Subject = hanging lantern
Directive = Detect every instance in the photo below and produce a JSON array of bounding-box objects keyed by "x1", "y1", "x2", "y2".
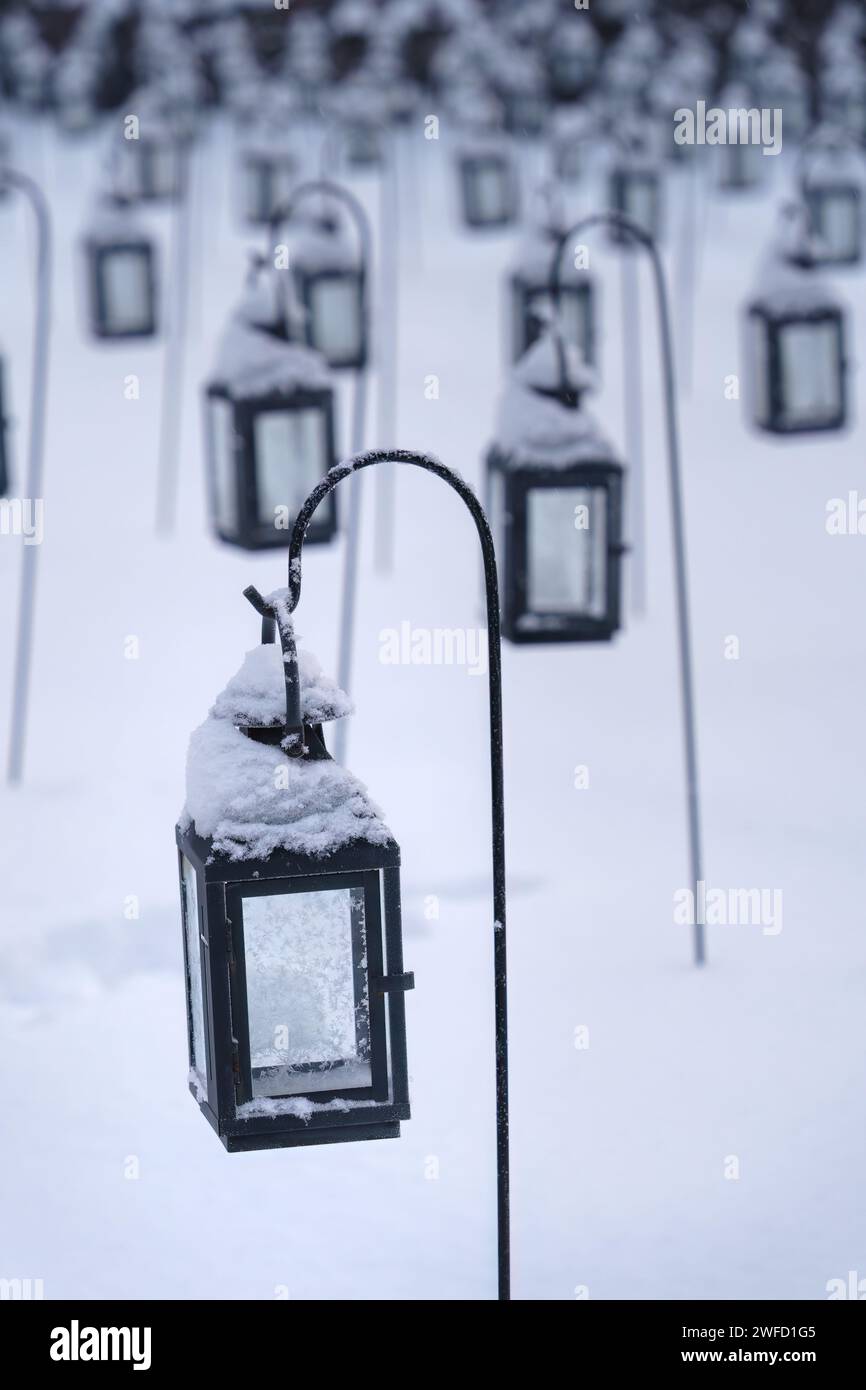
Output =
[
  {"x1": 289, "y1": 207, "x2": 367, "y2": 371},
  {"x1": 745, "y1": 231, "x2": 849, "y2": 435},
  {"x1": 508, "y1": 219, "x2": 596, "y2": 367},
  {"x1": 493, "y1": 46, "x2": 548, "y2": 139},
  {"x1": 0, "y1": 354, "x2": 9, "y2": 498},
  {"x1": 326, "y1": 81, "x2": 388, "y2": 169},
  {"x1": 716, "y1": 83, "x2": 765, "y2": 192},
  {"x1": 122, "y1": 120, "x2": 185, "y2": 204},
  {"x1": 608, "y1": 128, "x2": 664, "y2": 244},
  {"x1": 83, "y1": 197, "x2": 158, "y2": 341},
  {"x1": 177, "y1": 626, "x2": 412, "y2": 1152},
  {"x1": 457, "y1": 134, "x2": 519, "y2": 230},
  {"x1": 486, "y1": 330, "x2": 625, "y2": 644},
  {"x1": 800, "y1": 139, "x2": 864, "y2": 267},
  {"x1": 550, "y1": 106, "x2": 594, "y2": 185},
  {"x1": 203, "y1": 283, "x2": 338, "y2": 549},
  {"x1": 547, "y1": 20, "x2": 599, "y2": 102},
  {"x1": 241, "y1": 136, "x2": 299, "y2": 226}
]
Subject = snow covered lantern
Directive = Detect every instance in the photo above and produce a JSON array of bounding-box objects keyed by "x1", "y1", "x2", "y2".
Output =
[
  {"x1": 508, "y1": 213, "x2": 596, "y2": 367},
  {"x1": 83, "y1": 196, "x2": 158, "y2": 341},
  {"x1": 240, "y1": 131, "x2": 299, "y2": 227},
  {"x1": 745, "y1": 220, "x2": 849, "y2": 436},
  {"x1": 494, "y1": 47, "x2": 549, "y2": 140},
  {"x1": 289, "y1": 205, "x2": 367, "y2": 370},
  {"x1": 204, "y1": 284, "x2": 338, "y2": 549},
  {"x1": 801, "y1": 138, "x2": 864, "y2": 268},
  {"x1": 177, "y1": 623, "x2": 412, "y2": 1151},
  {"x1": 457, "y1": 131, "x2": 519, "y2": 230},
  {"x1": 486, "y1": 330, "x2": 625, "y2": 644},
  {"x1": 608, "y1": 125, "x2": 664, "y2": 245},
  {"x1": 122, "y1": 115, "x2": 185, "y2": 204}
]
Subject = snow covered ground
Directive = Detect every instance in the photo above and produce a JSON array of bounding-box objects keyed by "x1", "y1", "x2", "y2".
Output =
[{"x1": 1, "y1": 116, "x2": 864, "y2": 1301}]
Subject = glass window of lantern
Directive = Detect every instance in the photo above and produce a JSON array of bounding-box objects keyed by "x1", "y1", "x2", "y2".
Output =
[
  {"x1": 474, "y1": 162, "x2": 508, "y2": 222},
  {"x1": 621, "y1": 174, "x2": 658, "y2": 236},
  {"x1": 103, "y1": 249, "x2": 151, "y2": 333},
  {"x1": 816, "y1": 190, "x2": 859, "y2": 260},
  {"x1": 525, "y1": 288, "x2": 592, "y2": 364},
  {"x1": 308, "y1": 277, "x2": 362, "y2": 363},
  {"x1": 241, "y1": 883, "x2": 373, "y2": 1097},
  {"x1": 527, "y1": 485, "x2": 607, "y2": 618},
  {"x1": 749, "y1": 315, "x2": 771, "y2": 428},
  {"x1": 778, "y1": 320, "x2": 842, "y2": 428},
  {"x1": 182, "y1": 855, "x2": 206, "y2": 1083},
  {"x1": 253, "y1": 406, "x2": 328, "y2": 526},
  {"x1": 209, "y1": 396, "x2": 237, "y2": 532}
]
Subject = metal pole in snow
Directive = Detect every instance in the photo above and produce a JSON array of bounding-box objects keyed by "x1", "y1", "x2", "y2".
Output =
[
  {"x1": 5, "y1": 169, "x2": 52, "y2": 785},
  {"x1": 374, "y1": 128, "x2": 399, "y2": 574},
  {"x1": 155, "y1": 140, "x2": 193, "y2": 533},
  {"x1": 333, "y1": 368, "x2": 368, "y2": 767},
  {"x1": 620, "y1": 251, "x2": 646, "y2": 616},
  {"x1": 552, "y1": 211, "x2": 706, "y2": 967}
]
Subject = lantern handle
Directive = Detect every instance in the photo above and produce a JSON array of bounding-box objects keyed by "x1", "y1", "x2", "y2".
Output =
[
  {"x1": 242, "y1": 584, "x2": 305, "y2": 753},
  {"x1": 252, "y1": 447, "x2": 510, "y2": 1300},
  {"x1": 549, "y1": 210, "x2": 706, "y2": 969},
  {"x1": 266, "y1": 179, "x2": 372, "y2": 338}
]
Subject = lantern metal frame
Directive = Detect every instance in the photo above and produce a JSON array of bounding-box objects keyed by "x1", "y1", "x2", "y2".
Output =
[
  {"x1": 608, "y1": 165, "x2": 663, "y2": 244},
  {"x1": 242, "y1": 149, "x2": 299, "y2": 227},
  {"x1": 226, "y1": 446, "x2": 511, "y2": 1299},
  {"x1": 85, "y1": 236, "x2": 158, "y2": 340},
  {"x1": 128, "y1": 134, "x2": 186, "y2": 204},
  {"x1": 745, "y1": 300, "x2": 848, "y2": 435},
  {"x1": 177, "y1": 819, "x2": 411, "y2": 1152},
  {"x1": 509, "y1": 270, "x2": 595, "y2": 366},
  {"x1": 458, "y1": 148, "x2": 520, "y2": 230},
  {"x1": 488, "y1": 446, "x2": 625, "y2": 644},
  {"x1": 204, "y1": 380, "x2": 338, "y2": 549},
  {"x1": 549, "y1": 211, "x2": 706, "y2": 968},
  {"x1": 803, "y1": 182, "x2": 863, "y2": 266}
]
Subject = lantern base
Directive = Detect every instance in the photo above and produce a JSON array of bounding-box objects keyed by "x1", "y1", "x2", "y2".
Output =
[{"x1": 223, "y1": 1121, "x2": 401, "y2": 1152}]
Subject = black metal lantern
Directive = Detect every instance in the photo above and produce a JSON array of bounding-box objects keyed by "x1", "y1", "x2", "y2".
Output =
[
  {"x1": 124, "y1": 130, "x2": 185, "y2": 204},
  {"x1": 803, "y1": 182, "x2": 863, "y2": 266},
  {"x1": 84, "y1": 198, "x2": 158, "y2": 341},
  {"x1": 204, "y1": 292, "x2": 338, "y2": 549},
  {"x1": 487, "y1": 330, "x2": 625, "y2": 644},
  {"x1": 509, "y1": 227, "x2": 595, "y2": 367},
  {"x1": 457, "y1": 139, "x2": 519, "y2": 230},
  {"x1": 609, "y1": 163, "x2": 662, "y2": 244},
  {"x1": 287, "y1": 209, "x2": 368, "y2": 372},
  {"x1": 177, "y1": 625, "x2": 412, "y2": 1152},
  {"x1": 717, "y1": 138, "x2": 764, "y2": 193},
  {"x1": 745, "y1": 238, "x2": 849, "y2": 435},
  {"x1": 241, "y1": 144, "x2": 299, "y2": 226}
]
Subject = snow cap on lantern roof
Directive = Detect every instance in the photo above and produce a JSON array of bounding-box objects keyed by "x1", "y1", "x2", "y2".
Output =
[
  {"x1": 749, "y1": 207, "x2": 842, "y2": 315},
  {"x1": 83, "y1": 191, "x2": 146, "y2": 244},
  {"x1": 449, "y1": 81, "x2": 504, "y2": 132},
  {"x1": 182, "y1": 639, "x2": 392, "y2": 862},
  {"x1": 289, "y1": 200, "x2": 359, "y2": 273},
  {"x1": 495, "y1": 332, "x2": 614, "y2": 470},
  {"x1": 213, "y1": 637, "x2": 352, "y2": 728},
  {"x1": 511, "y1": 218, "x2": 589, "y2": 285},
  {"x1": 211, "y1": 315, "x2": 330, "y2": 399},
  {"x1": 803, "y1": 127, "x2": 866, "y2": 187}
]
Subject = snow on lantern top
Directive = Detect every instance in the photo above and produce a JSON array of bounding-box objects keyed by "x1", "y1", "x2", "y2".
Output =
[
  {"x1": 289, "y1": 202, "x2": 359, "y2": 273},
  {"x1": 495, "y1": 331, "x2": 614, "y2": 469},
  {"x1": 749, "y1": 206, "x2": 843, "y2": 316},
  {"x1": 210, "y1": 282, "x2": 330, "y2": 399},
  {"x1": 183, "y1": 639, "x2": 391, "y2": 862},
  {"x1": 83, "y1": 193, "x2": 146, "y2": 246}
]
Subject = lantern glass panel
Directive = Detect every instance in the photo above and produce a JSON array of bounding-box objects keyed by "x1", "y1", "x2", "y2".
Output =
[
  {"x1": 253, "y1": 406, "x2": 328, "y2": 526},
  {"x1": 103, "y1": 248, "x2": 151, "y2": 333},
  {"x1": 816, "y1": 191, "x2": 859, "y2": 260},
  {"x1": 778, "y1": 320, "x2": 841, "y2": 428},
  {"x1": 473, "y1": 162, "x2": 508, "y2": 222},
  {"x1": 750, "y1": 315, "x2": 770, "y2": 428},
  {"x1": 242, "y1": 884, "x2": 372, "y2": 1098},
  {"x1": 620, "y1": 173, "x2": 657, "y2": 236},
  {"x1": 309, "y1": 277, "x2": 362, "y2": 362},
  {"x1": 209, "y1": 396, "x2": 237, "y2": 532},
  {"x1": 527, "y1": 485, "x2": 607, "y2": 618},
  {"x1": 182, "y1": 855, "x2": 206, "y2": 1083},
  {"x1": 523, "y1": 287, "x2": 592, "y2": 363}
]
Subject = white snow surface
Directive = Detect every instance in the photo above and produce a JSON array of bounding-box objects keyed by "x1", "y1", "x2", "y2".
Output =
[{"x1": 211, "y1": 641, "x2": 353, "y2": 728}]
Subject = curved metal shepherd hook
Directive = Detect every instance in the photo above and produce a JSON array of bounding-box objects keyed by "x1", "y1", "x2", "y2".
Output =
[
  {"x1": 550, "y1": 211, "x2": 706, "y2": 968},
  {"x1": 244, "y1": 447, "x2": 511, "y2": 1301}
]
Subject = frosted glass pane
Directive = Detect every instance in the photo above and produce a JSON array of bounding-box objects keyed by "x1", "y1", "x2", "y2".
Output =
[
  {"x1": 182, "y1": 856, "x2": 206, "y2": 1083},
  {"x1": 528, "y1": 486, "x2": 607, "y2": 617},
  {"x1": 243, "y1": 887, "x2": 372, "y2": 1097},
  {"x1": 779, "y1": 322, "x2": 841, "y2": 426},
  {"x1": 209, "y1": 397, "x2": 236, "y2": 531},
  {"x1": 622, "y1": 177, "x2": 656, "y2": 234},
  {"x1": 309, "y1": 278, "x2": 362, "y2": 361},
  {"x1": 528, "y1": 288, "x2": 590, "y2": 362},
  {"x1": 253, "y1": 408, "x2": 326, "y2": 529},
  {"x1": 818, "y1": 194, "x2": 858, "y2": 259},
  {"x1": 472, "y1": 164, "x2": 507, "y2": 221},
  {"x1": 102, "y1": 250, "x2": 151, "y2": 332}
]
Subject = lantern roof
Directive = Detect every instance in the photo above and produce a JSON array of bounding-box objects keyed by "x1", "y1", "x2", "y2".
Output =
[
  {"x1": 183, "y1": 642, "x2": 392, "y2": 862},
  {"x1": 211, "y1": 317, "x2": 330, "y2": 398},
  {"x1": 511, "y1": 221, "x2": 588, "y2": 285},
  {"x1": 289, "y1": 203, "x2": 359, "y2": 273},
  {"x1": 751, "y1": 205, "x2": 843, "y2": 314},
  {"x1": 83, "y1": 193, "x2": 146, "y2": 245},
  {"x1": 495, "y1": 333, "x2": 615, "y2": 470}
]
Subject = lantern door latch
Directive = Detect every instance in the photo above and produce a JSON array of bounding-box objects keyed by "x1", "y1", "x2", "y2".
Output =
[{"x1": 374, "y1": 972, "x2": 415, "y2": 994}]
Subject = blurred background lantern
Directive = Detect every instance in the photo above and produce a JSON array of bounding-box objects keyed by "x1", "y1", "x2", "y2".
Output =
[
  {"x1": 239, "y1": 125, "x2": 300, "y2": 227},
  {"x1": 281, "y1": 199, "x2": 368, "y2": 372},
  {"x1": 800, "y1": 131, "x2": 865, "y2": 267},
  {"x1": 455, "y1": 93, "x2": 519, "y2": 231},
  {"x1": 546, "y1": 12, "x2": 599, "y2": 104},
  {"x1": 745, "y1": 207, "x2": 850, "y2": 436},
  {"x1": 487, "y1": 328, "x2": 624, "y2": 644},
  {"x1": 178, "y1": 620, "x2": 412, "y2": 1152},
  {"x1": 203, "y1": 269, "x2": 338, "y2": 549},
  {"x1": 550, "y1": 104, "x2": 594, "y2": 186},
  {"x1": 83, "y1": 193, "x2": 158, "y2": 341},
  {"x1": 716, "y1": 84, "x2": 766, "y2": 194},
  {"x1": 508, "y1": 190, "x2": 596, "y2": 367},
  {"x1": 118, "y1": 103, "x2": 186, "y2": 204},
  {"x1": 608, "y1": 121, "x2": 664, "y2": 244}
]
